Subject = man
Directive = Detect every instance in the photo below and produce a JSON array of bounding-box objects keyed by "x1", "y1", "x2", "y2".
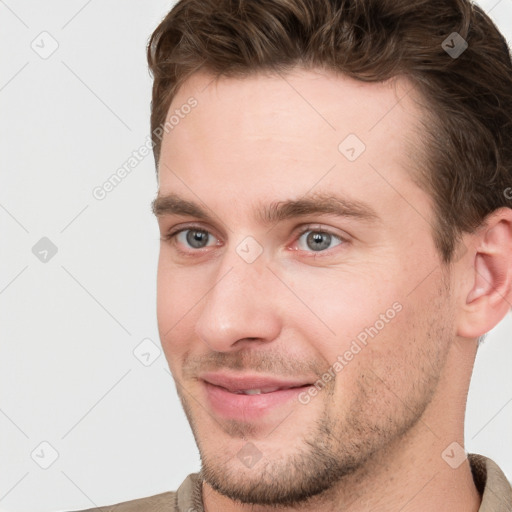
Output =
[{"x1": 73, "y1": 0, "x2": 512, "y2": 510}]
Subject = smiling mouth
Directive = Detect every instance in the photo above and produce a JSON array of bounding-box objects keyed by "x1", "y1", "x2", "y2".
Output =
[{"x1": 230, "y1": 385, "x2": 311, "y2": 395}]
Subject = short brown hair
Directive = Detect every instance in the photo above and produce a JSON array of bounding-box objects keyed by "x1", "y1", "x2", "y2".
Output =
[{"x1": 147, "y1": 0, "x2": 512, "y2": 263}]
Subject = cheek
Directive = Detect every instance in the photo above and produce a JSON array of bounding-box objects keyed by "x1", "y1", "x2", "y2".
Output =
[
  {"x1": 332, "y1": 273, "x2": 451, "y2": 405},
  {"x1": 284, "y1": 263, "x2": 402, "y2": 349},
  {"x1": 157, "y1": 249, "x2": 209, "y2": 312},
  {"x1": 298, "y1": 262, "x2": 442, "y2": 392},
  {"x1": 156, "y1": 256, "x2": 200, "y2": 362}
]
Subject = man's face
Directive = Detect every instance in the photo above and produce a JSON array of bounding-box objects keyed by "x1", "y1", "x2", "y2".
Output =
[{"x1": 154, "y1": 69, "x2": 456, "y2": 505}]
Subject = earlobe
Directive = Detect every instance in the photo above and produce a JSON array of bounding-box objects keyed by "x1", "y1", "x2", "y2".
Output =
[{"x1": 457, "y1": 210, "x2": 512, "y2": 339}]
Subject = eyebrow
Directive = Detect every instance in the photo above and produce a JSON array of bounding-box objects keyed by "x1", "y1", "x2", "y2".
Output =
[{"x1": 151, "y1": 192, "x2": 380, "y2": 226}]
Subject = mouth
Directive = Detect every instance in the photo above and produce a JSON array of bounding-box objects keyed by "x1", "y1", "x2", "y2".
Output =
[
  {"x1": 231, "y1": 386, "x2": 300, "y2": 395},
  {"x1": 200, "y1": 372, "x2": 314, "y2": 391},
  {"x1": 199, "y1": 372, "x2": 314, "y2": 421}
]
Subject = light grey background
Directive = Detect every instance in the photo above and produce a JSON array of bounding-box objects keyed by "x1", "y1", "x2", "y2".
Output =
[{"x1": 0, "y1": 1, "x2": 511, "y2": 511}]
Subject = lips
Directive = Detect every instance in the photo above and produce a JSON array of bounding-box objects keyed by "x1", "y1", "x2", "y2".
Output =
[
  {"x1": 199, "y1": 372, "x2": 314, "y2": 421},
  {"x1": 200, "y1": 372, "x2": 312, "y2": 393}
]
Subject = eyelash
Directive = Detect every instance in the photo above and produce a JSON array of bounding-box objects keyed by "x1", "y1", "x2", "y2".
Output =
[{"x1": 161, "y1": 224, "x2": 348, "y2": 257}]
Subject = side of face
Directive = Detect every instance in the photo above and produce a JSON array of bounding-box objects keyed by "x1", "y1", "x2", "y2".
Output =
[{"x1": 153, "y1": 68, "x2": 462, "y2": 505}]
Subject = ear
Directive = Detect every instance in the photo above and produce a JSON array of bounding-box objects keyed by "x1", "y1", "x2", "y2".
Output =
[{"x1": 457, "y1": 208, "x2": 512, "y2": 338}]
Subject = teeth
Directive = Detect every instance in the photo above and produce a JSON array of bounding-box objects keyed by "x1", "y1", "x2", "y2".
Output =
[{"x1": 236, "y1": 387, "x2": 282, "y2": 395}]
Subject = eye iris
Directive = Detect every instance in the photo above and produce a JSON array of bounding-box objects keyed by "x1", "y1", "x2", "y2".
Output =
[
  {"x1": 307, "y1": 232, "x2": 331, "y2": 251},
  {"x1": 186, "y1": 229, "x2": 209, "y2": 248}
]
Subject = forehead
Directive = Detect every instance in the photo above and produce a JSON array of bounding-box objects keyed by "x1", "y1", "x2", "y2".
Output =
[
  {"x1": 157, "y1": 68, "x2": 427, "y2": 225},
  {"x1": 165, "y1": 67, "x2": 421, "y2": 142}
]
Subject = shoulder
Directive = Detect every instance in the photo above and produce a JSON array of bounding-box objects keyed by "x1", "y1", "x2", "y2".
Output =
[
  {"x1": 468, "y1": 452, "x2": 512, "y2": 510},
  {"x1": 63, "y1": 473, "x2": 202, "y2": 512},
  {"x1": 66, "y1": 490, "x2": 176, "y2": 512}
]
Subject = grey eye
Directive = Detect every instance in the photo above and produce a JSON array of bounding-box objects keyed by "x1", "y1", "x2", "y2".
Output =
[
  {"x1": 182, "y1": 229, "x2": 211, "y2": 249},
  {"x1": 298, "y1": 231, "x2": 342, "y2": 252}
]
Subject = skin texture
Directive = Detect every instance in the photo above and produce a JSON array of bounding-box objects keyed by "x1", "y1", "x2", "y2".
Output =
[{"x1": 154, "y1": 68, "x2": 512, "y2": 511}]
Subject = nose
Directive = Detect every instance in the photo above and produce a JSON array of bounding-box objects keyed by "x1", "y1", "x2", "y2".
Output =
[{"x1": 194, "y1": 248, "x2": 282, "y2": 352}]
